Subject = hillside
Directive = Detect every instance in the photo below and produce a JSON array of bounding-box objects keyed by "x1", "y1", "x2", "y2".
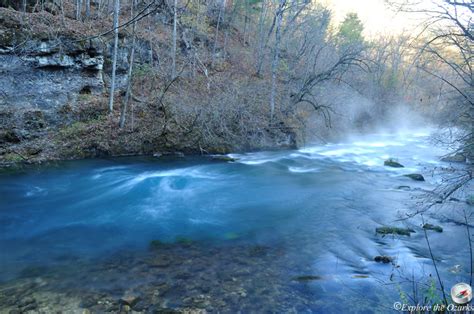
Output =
[{"x1": 0, "y1": 2, "x2": 298, "y2": 167}]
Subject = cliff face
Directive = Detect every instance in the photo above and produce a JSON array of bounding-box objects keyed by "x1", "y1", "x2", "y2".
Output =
[
  {"x1": 0, "y1": 7, "x2": 297, "y2": 167},
  {"x1": 1, "y1": 40, "x2": 104, "y2": 108},
  {"x1": 0, "y1": 11, "x2": 106, "y2": 162}
]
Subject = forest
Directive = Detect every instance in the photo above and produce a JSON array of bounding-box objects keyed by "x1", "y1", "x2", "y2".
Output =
[{"x1": 0, "y1": 0, "x2": 472, "y2": 312}]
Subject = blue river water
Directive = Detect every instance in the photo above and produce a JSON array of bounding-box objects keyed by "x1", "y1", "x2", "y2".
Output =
[{"x1": 0, "y1": 129, "x2": 472, "y2": 312}]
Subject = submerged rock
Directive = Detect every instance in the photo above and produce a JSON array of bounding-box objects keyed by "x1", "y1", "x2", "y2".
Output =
[
  {"x1": 422, "y1": 223, "x2": 443, "y2": 233},
  {"x1": 397, "y1": 185, "x2": 411, "y2": 191},
  {"x1": 211, "y1": 155, "x2": 238, "y2": 162},
  {"x1": 374, "y1": 256, "x2": 393, "y2": 264},
  {"x1": 376, "y1": 226, "x2": 415, "y2": 236},
  {"x1": 153, "y1": 151, "x2": 185, "y2": 158},
  {"x1": 403, "y1": 173, "x2": 425, "y2": 181},
  {"x1": 18, "y1": 265, "x2": 50, "y2": 278},
  {"x1": 224, "y1": 232, "x2": 240, "y2": 240},
  {"x1": 292, "y1": 275, "x2": 323, "y2": 282},
  {"x1": 149, "y1": 239, "x2": 168, "y2": 250},
  {"x1": 384, "y1": 158, "x2": 404, "y2": 168},
  {"x1": 248, "y1": 245, "x2": 268, "y2": 257},
  {"x1": 150, "y1": 239, "x2": 163, "y2": 247},
  {"x1": 149, "y1": 258, "x2": 172, "y2": 268},
  {"x1": 175, "y1": 236, "x2": 194, "y2": 245},
  {"x1": 18, "y1": 296, "x2": 37, "y2": 311}
]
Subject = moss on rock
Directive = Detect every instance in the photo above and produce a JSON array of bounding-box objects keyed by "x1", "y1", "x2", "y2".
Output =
[
  {"x1": 422, "y1": 223, "x2": 443, "y2": 233},
  {"x1": 384, "y1": 158, "x2": 404, "y2": 168},
  {"x1": 211, "y1": 155, "x2": 238, "y2": 162},
  {"x1": 292, "y1": 275, "x2": 323, "y2": 282},
  {"x1": 376, "y1": 226, "x2": 415, "y2": 236}
]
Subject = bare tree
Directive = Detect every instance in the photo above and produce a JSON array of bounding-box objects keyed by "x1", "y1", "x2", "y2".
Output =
[
  {"x1": 269, "y1": 0, "x2": 286, "y2": 123},
  {"x1": 255, "y1": 0, "x2": 268, "y2": 77},
  {"x1": 85, "y1": 0, "x2": 90, "y2": 19},
  {"x1": 109, "y1": 0, "x2": 120, "y2": 113},
  {"x1": 211, "y1": 0, "x2": 227, "y2": 67},
  {"x1": 76, "y1": 0, "x2": 82, "y2": 20},
  {"x1": 390, "y1": 0, "x2": 473, "y2": 160},
  {"x1": 120, "y1": 0, "x2": 137, "y2": 128}
]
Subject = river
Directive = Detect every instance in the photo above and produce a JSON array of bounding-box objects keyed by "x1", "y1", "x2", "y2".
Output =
[{"x1": 0, "y1": 129, "x2": 472, "y2": 312}]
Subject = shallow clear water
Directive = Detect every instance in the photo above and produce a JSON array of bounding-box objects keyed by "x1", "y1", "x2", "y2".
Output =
[{"x1": 0, "y1": 129, "x2": 472, "y2": 312}]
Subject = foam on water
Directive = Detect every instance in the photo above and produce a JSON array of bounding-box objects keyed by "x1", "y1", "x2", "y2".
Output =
[
  {"x1": 25, "y1": 186, "x2": 47, "y2": 197},
  {"x1": 288, "y1": 166, "x2": 320, "y2": 173}
]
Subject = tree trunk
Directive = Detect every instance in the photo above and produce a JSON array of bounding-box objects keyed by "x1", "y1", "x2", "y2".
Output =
[
  {"x1": 108, "y1": 0, "x2": 120, "y2": 113},
  {"x1": 97, "y1": 0, "x2": 102, "y2": 17},
  {"x1": 255, "y1": 0, "x2": 267, "y2": 76},
  {"x1": 120, "y1": 0, "x2": 137, "y2": 128},
  {"x1": 85, "y1": 0, "x2": 90, "y2": 18},
  {"x1": 59, "y1": 0, "x2": 65, "y2": 25},
  {"x1": 76, "y1": 0, "x2": 82, "y2": 20},
  {"x1": 270, "y1": 0, "x2": 285, "y2": 123},
  {"x1": 211, "y1": 0, "x2": 226, "y2": 67}
]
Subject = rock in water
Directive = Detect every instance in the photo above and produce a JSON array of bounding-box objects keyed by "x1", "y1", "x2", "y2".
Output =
[
  {"x1": 211, "y1": 155, "x2": 237, "y2": 162},
  {"x1": 422, "y1": 223, "x2": 443, "y2": 232},
  {"x1": 376, "y1": 226, "x2": 415, "y2": 236},
  {"x1": 397, "y1": 185, "x2": 411, "y2": 191},
  {"x1": 292, "y1": 275, "x2": 323, "y2": 282},
  {"x1": 384, "y1": 158, "x2": 404, "y2": 168},
  {"x1": 374, "y1": 256, "x2": 393, "y2": 264},
  {"x1": 149, "y1": 239, "x2": 167, "y2": 250},
  {"x1": 404, "y1": 173, "x2": 425, "y2": 181}
]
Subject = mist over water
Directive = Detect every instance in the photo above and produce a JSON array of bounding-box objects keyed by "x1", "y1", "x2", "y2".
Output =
[{"x1": 0, "y1": 128, "x2": 471, "y2": 312}]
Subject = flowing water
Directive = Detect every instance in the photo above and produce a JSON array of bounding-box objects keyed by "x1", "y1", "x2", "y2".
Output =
[{"x1": 0, "y1": 129, "x2": 472, "y2": 313}]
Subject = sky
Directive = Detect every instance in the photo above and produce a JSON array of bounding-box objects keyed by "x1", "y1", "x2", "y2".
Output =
[{"x1": 324, "y1": 0, "x2": 423, "y2": 37}]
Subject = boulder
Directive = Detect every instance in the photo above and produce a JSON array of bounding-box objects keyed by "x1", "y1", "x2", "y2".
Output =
[
  {"x1": 211, "y1": 155, "x2": 237, "y2": 162},
  {"x1": 397, "y1": 185, "x2": 411, "y2": 191},
  {"x1": 376, "y1": 226, "x2": 415, "y2": 236},
  {"x1": 374, "y1": 255, "x2": 393, "y2": 264},
  {"x1": 292, "y1": 275, "x2": 323, "y2": 282},
  {"x1": 404, "y1": 173, "x2": 425, "y2": 181},
  {"x1": 422, "y1": 223, "x2": 443, "y2": 233},
  {"x1": 384, "y1": 158, "x2": 404, "y2": 168}
]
